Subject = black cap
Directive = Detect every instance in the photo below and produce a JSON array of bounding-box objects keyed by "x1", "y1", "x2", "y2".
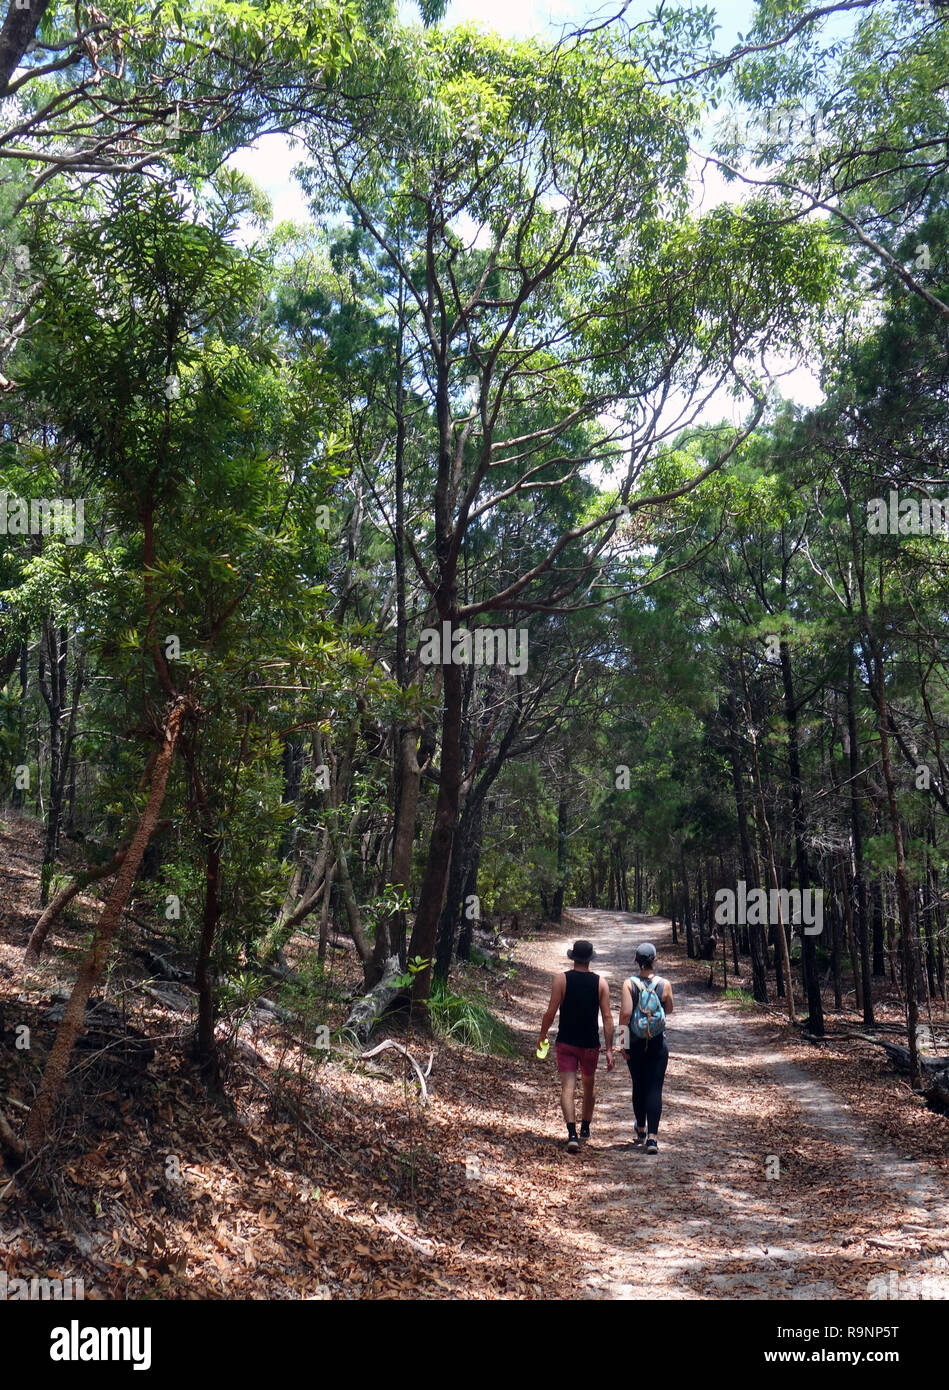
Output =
[
  {"x1": 567, "y1": 940, "x2": 594, "y2": 962},
  {"x1": 635, "y1": 941, "x2": 657, "y2": 964}
]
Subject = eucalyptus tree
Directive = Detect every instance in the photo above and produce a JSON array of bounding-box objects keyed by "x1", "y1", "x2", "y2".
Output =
[
  {"x1": 297, "y1": 18, "x2": 835, "y2": 1015},
  {"x1": 0, "y1": 0, "x2": 379, "y2": 393},
  {"x1": 710, "y1": 0, "x2": 949, "y2": 319}
]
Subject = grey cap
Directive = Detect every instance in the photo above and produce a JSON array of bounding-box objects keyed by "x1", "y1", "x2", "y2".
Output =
[{"x1": 635, "y1": 941, "x2": 657, "y2": 964}]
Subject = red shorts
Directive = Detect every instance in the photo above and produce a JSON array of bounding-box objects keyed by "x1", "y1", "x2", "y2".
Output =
[{"x1": 555, "y1": 1042, "x2": 600, "y2": 1077}]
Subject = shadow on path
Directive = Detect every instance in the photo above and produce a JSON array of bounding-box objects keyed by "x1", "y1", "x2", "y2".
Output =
[{"x1": 524, "y1": 908, "x2": 949, "y2": 1301}]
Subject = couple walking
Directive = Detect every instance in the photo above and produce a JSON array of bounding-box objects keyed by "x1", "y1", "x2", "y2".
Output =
[{"x1": 536, "y1": 938, "x2": 674, "y2": 1155}]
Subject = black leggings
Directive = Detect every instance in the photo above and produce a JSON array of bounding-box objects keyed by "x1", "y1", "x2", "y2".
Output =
[{"x1": 627, "y1": 1035, "x2": 669, "y2": 1136}]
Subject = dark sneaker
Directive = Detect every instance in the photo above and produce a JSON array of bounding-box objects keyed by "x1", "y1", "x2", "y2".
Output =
[
  {"x1": 566, "y1": 1135, "x2": 580, "y2": 1154},
  {"x1": 645, "y1": 1137, "x2": 658, "y2": 1155},
  {"x1": 579, "y1": 1122, "x2": 591, "y2": 1141},
  {"x1": 633, "y1": 1128, "x2": 646, "y2": 1147}
]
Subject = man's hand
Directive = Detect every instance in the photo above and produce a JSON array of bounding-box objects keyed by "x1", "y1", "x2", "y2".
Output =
[
  {"x1": 536, "y1": 1034, "x2": 547, "y2": 1053},
  {"x1": 605, "y1": 1047, "x2": 615, "y2": 1072}
]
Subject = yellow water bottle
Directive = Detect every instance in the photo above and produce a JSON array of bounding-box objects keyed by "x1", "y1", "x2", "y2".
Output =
[{"x1": 536, "y1": 1038, "x2": 549, "y2": 1060}]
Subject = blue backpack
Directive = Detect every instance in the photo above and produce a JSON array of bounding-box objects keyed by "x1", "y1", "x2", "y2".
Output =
[{"x1": 629, "y1": 974, "x2": 665, "y2": 1040}]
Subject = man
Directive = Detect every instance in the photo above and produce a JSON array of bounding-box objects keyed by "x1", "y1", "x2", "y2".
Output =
[
  {"x1": 618, "y1": 941, "x2": 673, "y2": 1155},
  {"x1": 537, "y1": 939, "x2": 614, "y2": 1153}
]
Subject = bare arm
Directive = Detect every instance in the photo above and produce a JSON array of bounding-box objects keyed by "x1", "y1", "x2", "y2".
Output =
[
  {"x1": 599, "y1": 976, "x2": 615, "y2": 1068},
  {"x1": 618, "y1": 978, "x2": 633, "y2": 1056},
  {"x1": 538, "y1": 973, "x2": 565, "y2": 1047},
  {"x1": 661, "y1": 979, "x2": 674, "y2": 1015}
]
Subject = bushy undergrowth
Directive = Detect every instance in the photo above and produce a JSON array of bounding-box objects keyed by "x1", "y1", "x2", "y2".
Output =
[{"x1": 429, "y1": 979, "x2": 518, "y2": 1056}]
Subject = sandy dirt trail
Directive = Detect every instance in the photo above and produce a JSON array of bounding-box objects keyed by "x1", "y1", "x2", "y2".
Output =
[{"x1": 524, "y1": 908, "x2": 949, "y2": 1300}]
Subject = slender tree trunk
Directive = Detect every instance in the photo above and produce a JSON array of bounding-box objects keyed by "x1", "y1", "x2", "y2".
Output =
[
  {"x1": 871, "y1": 879, "x2": 885, "y2": 977},
  {"x1": 382, "y1": 725, "x2": 421, "y2": 976},
  {"x1": 551, "y1": 791, "x2": 568, "y2": 922},
  {"x1": 846, "y1": 648, "x2": 874, "y2": 1023},
  {"x1": 11, "y1": 641, "x2": 28, "y2": 810},
  {"x1": 195, "y1": 838, "x2": 221, "y2": 1083},
  {"x1": 726, "y1": 688, "x2": 768, "y2": 1001},
  {"x1": 830, "y1": 878, "x2": 843, "y2": 1011},
  {"x1": 38, "y1": 624, "x2": 66, "y2": 905},
  {"x1": 406, "y1": 647, "x2": 463, "y2": 1015},
  {"x1": 838, "y1": 855, "x2": 863, "y2": 1015},
  {"x1": 740, "y1": 654, "x2": 795, "y2": 1020},
  {"x1": 865, "y1": 639, "x2": 921, "y2": 1085},
  {"x1": 24, "y1": 698, "x2": 190, "y2": 1151},
  {"x1": 434, "y1": 803, "x2": 475, "y2": 982},
  {"x1": 24, "y1": 847, "x2": 128, "y2": 967},
  {"x1": 24, "y1": 757, "x2": 168, "y2": 966},
  {"x1": 681, "y1": 854, "x2": 694, "y2": 958},
  {"x1": 779, "y1": 638, "x2": 824, "y2": 1034},
  {"x1": 318, "y1": 861, "x2": 335, "y2": 965},
  {"x1": 456, "y1": 807, "x2": 484, "y2": 963}
]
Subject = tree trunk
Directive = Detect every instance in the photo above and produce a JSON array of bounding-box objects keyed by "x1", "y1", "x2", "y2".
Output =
[
  {"x1": 318, "y1": 861, "x2": 335, "y2": 964},
  {"x1": 779, "y1": 638, "x2": 824, "y2": 1035},
  {"x1": 681, "y1": 853, "x2": 694, "y2": 958},
  {"x1": 23, "y1": 697, "x2": 190, "y2": 1152},
  {"x1": 830, "y1": 874, "x2": 843, "y2": 1011},
  {"x1": 195, "y1": 837, "x2": 222, "y2": 1084},
  {"x1": 726, "y1": 689, "x2": 768, "y2": 1002},
  {"x1": 407, "y1": 654, "x2": 463, "y2": 1016},
  {"x1": 343, "y1": 955, "x2": 405, "y2": 1045},
  {"x1": 11, "y1": 642, "x2": 28, "y2": 810},
  {"x1": 24, "y1": 848, "x2": 128, "y2": 967},
  {"x1": 551, "y1": 791, "x2": 568, "y2": 923},
  {"x1": 865, "y1": 639, "x2": 921, "y2": 1086},
  {"x1": 456, "y1": 803, "x2": 484, "y2": 964},
  {"x1": 38, "y1": 623, "x2": 66, "y2": 905},
  {"x1": 377, "y1": 724, "x2": 421, "y2": 982},
  {"x1": 328, "y1": 817, "x2": 373, "y2": 970},
  {"x1": 847, "y1": 647, "x2": 874, "y2": 1023},
  {"x1": 838, "y1": 855, "x2": 863, "y2": 1015},
  {"x1": 434, "y1": 801, "x2": 476, "y2": 982},
  {"x1": 740, "y1": 654, "x2": 795, "y2": 1020}
]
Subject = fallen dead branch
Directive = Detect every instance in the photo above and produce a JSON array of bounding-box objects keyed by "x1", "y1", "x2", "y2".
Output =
[
  {"x1": 841, "y1": 1032, "x2": 949, "y2": 1073},
  {"x1": 373, "y1": 1214, "x2": 435, "y2": 1258},
  {"x1": 359, "y1": 1040, "x2": 433, "y2": 1104}
]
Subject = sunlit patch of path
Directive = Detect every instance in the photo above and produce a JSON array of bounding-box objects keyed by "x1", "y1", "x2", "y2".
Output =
[{"x1": 527, "y1": 908, "x2": 949, "y2": 1301}]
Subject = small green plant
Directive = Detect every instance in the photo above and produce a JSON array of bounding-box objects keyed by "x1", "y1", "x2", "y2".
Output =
[
  {"x1": 392, "y1": 955, "x2": 431, "y2": 991},
  {"x1": 219, "y1": 968, "x2": 268, "y2": 1024},
  {"x1": 47, "y1": 870, "x2": 72, "y2": 897}
]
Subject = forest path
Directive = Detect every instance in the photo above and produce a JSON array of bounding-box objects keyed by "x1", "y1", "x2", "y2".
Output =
[{"x1": 519, "y1": 908, "x2": 949, "y2": 1300}]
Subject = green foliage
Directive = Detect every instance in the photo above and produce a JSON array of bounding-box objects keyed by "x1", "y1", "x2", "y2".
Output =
[
  {"x1": 429, "y1": 980, "x2": 517, "y2": 1056},
  {"x1": 391, "y1": 955, "x2": 431, "y2": 991}
]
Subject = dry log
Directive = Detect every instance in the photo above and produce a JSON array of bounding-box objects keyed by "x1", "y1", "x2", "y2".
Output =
[
  {"x1": 343, "y1": 955, "x2": 407, "y2": 1044},
  {"x1": 846, "y1": 1032, "x2": 949, "y2": 1074}
]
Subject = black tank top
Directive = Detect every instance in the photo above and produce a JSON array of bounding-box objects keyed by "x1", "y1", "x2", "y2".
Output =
[{"x1": 556, "y1": 969, "x2": 600, "y2": 1048}]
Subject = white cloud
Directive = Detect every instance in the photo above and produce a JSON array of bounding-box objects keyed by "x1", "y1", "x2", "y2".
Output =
[{"x1": 227, "y1": 134, "x2": 311, "y2": 227}]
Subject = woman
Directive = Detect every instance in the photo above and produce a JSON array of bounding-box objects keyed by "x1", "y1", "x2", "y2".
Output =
[{"x1": 618, "y1": 941, "x2": 673, "y2": 1155}]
